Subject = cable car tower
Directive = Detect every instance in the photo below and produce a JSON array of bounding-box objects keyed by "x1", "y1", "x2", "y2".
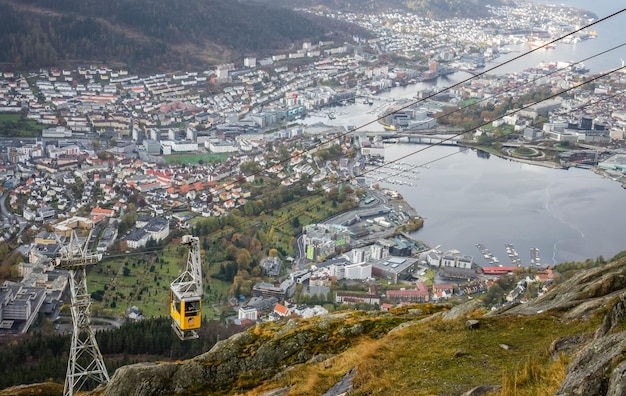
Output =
[
  {"x1": 170, "y1": 235, "x2": 203, "y2": 340},
  {"x1": 56, "y1": 230, "x2": 109, "y2": 396}
]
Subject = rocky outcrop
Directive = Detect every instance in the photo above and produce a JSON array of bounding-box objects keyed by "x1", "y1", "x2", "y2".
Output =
[
  {"x1": 461, "y1": 385, "x2": 502, "y2": 396},
  {"x1": 322, "y1": 368, "x2": 356, "y2": 396},
  {"x1": 389, "y1": 298, "x2": 484, "y2": 334},
  {"x1": 495, "y1": 257, "x2": 626, "y2": 320},
  {"x1": 607, "y1": 361, "x2": 626, "y2": 396},
  {"x1": 555, "y1": 331, "x2": 626, "y2": 395},
  {"x1": 101, "y1": 312, "x2": 410, "y2": 395},
  {"x1": 488, "y1": 258, "x2": 626, "y2": 396},
  {"x1": 555, "y1": 296, "x2": 626, "y2": 396}
]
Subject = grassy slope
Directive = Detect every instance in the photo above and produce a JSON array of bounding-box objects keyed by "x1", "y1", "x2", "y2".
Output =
[
  {"x1": 86, "y1": 190, "x2": 344, "y2": 318},
  {"x1": 88, "y1": 244, "x2": 232, "y2": 319},
  {"x1": 265, "y1": 0, "x2": 508, "y2": 17},
  {"x1": 0, "y1": 113, "x2": 46, "y2": 137},
  {"x1": 244, "y1": 309, "x2": 601, "y2": 396}
]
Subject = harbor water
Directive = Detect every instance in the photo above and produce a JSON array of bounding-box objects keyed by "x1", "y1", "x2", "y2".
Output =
[
  {"x1": 300, "y1": 0, "x2": 626, "y2": 265},
  {"x1": 486, "y1": 0, "x2": 626, "y2": 76},
  {"x1": 379, "y1": 143, "x2": 626, "y2": 266}
]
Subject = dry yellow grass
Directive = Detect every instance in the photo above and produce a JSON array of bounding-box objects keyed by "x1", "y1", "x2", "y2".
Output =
[
  {"x1": 500, "y1": 353, "x2": 570, "y2": 396},
  {"x1": 241, "y1": 338, "x2": 386, "y2": 396},
  {"x1": 353, "y1": 314, "x2": 596, "y2": 396},
  {"x1": 245, "y1": 312, "x2": 599, "y2": 396}
]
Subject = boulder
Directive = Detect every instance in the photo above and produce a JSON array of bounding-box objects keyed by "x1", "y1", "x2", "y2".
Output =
[{"x1": 465, "y1": 319, "x2": 480, "y2": 330}]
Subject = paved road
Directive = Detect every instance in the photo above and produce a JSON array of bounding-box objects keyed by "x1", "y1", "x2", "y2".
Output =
[
  {"x1": 55, "y1": 315, "x2": 124, "y2": 334},
  {"x1": 0, "y1": 190, "x2": 26, "y2": 236}
]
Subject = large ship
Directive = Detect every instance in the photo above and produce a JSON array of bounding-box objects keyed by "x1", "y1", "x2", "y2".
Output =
[
  {"x1": 529, "y1": 34, "x2": 556, "y2": 50},
  {"x1": 529, "y1": 39, "x2": 556, "y2": 50}
]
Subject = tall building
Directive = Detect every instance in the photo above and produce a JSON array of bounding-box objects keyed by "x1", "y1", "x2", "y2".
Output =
[{"x1": 244, "y1": 57, "x2": 256, "y2": 68}]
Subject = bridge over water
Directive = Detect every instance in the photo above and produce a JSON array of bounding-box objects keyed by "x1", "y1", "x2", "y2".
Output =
[
  {"x1": 353, "y1": 130, "x2": 461, "y2": 146},
  {"x1": 397, "y1": 135, "x2": 459, "y2": 145}
]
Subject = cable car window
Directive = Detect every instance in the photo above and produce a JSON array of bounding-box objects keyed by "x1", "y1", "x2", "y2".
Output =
[{"x1": 185, "y1": 301, "x2": 199, "y2": 315}]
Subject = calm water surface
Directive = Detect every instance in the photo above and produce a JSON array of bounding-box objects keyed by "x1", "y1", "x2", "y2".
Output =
[
  {"x1": 488, "y1": 1, "x2": 626, "y2": 75},
  {"x1": 379, "y1": 144, "x2": 626, "y2": 266}
]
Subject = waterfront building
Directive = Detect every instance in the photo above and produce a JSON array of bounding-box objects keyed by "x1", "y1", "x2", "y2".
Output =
[
  {"x1": 42, "y1": 126, "x2": 72, "y2": 138},
  {"x1": 441, "y1": 253, "x2": 473, "y2": 269},
  {"x1": 371, "y1": 256, "x2": 418, "y2": 284},
  {"x1": 523, "y1": 127, "x2": 543, "y2": 140},
  {"x1": 335, "y1": 291, "x2": 380, "y2": 306},
  {"x1": 252, "y1": 278, "x2": 296, "y2": 300},
  {"x1": 238, "y1": 306, "x2": 258, "y2": 321},
  {"x1": 560, "y1": 150, "x2": 598, "y2": 166},
  {"x1": 598, "y1": 154, "x2": 626, "y2": 172},
  {"x1": 302, "y1": 224, "x2": 351, "y2": 261}
]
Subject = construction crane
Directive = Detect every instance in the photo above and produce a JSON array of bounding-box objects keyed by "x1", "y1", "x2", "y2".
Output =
[
  {"x1": 170, "y1": 235, "x2": 203, "y2": 340},
  {"x1": 55, "y1": 229, "x2": 109, "y2": 396}
]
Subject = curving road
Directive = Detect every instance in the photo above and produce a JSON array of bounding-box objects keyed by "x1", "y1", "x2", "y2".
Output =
[{"x1": 0, "y1": 190, "x2": 26, "y2": 236}]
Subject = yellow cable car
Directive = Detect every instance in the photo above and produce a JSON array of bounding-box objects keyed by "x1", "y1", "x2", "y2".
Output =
[
  {"x1": 170, "y1": 293, "x2": 202, "y2": 335},
  {"x1": 170, "y1": 235, "x2": 203, "y2": 340}
]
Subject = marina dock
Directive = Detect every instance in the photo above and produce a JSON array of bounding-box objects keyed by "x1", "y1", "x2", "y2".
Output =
[
  {"x1": 364, "y1": 161, "x2": 423, "y2": 187},
  {"x1": 505, "y1": 244, "x2": 522, "y2": 266},
  {"x1": 530, "y1": 248, "x2": 543, "y2": 267},
  {"x1": 476, "y1": 243, "x2": 501, "y2": 266}
]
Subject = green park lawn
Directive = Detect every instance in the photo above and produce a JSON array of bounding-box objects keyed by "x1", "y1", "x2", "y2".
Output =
[
  {"x1": 87, "y1": 243, "x2": 231, "y2": 319},
  {"x1": 0, "y1": 113, "x2": 46, "y2": 136},
  {"x1": 163, "y1": 152, "x2": 230, "y2": 165}
]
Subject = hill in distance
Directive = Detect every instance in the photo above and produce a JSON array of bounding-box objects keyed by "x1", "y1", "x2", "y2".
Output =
[
  {"x1": 0, "y1": 0, "x2": 516, "y2": 73},
  {"x1": 264, "y1": 0, "x2": 517, "y2": 18},
  {"x1": 0, "y1": 0, "x2": 369, "y2": 73}
]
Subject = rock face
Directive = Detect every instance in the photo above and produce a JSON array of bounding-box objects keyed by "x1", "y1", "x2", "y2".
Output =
[
  {"x1": 555, "y1": 296, "x2": 626, "y2": 396},
  {"x1": 495, "y1": 258, "x2": 626, "y2": 396},
  {"x1": 465, "y1": 319, "x2": 480, "y2": 330},
  {"x1": 104, "y1": 329, "x2": 285, "y2": 396},
  {"x1": 556, "y1": 332, "x2": 626, "y2": 396},
  {"x1": 497, "y1": 258, "x2": 626, "y2": 320},
  {"x1": 102, "y1": 312, "x2": 399, "y2": 395}
]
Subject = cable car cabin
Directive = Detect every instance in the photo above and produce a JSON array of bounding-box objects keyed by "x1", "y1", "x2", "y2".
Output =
[
  {"x1": 170, "y1": 291, "x2": 201, "y2": 340},
  {"x1": 170, "y1": 235, "x2": 203, "y2": 341}
]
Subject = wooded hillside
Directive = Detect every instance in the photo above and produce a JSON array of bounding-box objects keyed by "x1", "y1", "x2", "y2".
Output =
[{"x1": 0, "y1": 0, "x2": 368, "y2": 72}]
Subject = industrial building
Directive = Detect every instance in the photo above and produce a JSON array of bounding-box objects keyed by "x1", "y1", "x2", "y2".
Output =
[
  {"x1": 0, "y1": 282, "x2": 47, "y2": 334},
  {"x1": 371, "y1": 256, "x2": 419, "y2": 284}
]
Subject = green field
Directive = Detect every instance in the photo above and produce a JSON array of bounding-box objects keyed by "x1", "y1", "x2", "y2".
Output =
[
  {"x1": 459, "y1": 98, "x2": 480, "y2": 107},
  {"x1": 87, "y1": 243, "x2": 231, "y2": 319},
  {"x1": 0, "y1": 113, "x2": 46, "y2": 137},
  {"x1": 269, "y1": 195, "x2": 337, "y2": 253},
  {"x1": 164, "y1": 153, "x2": 230, "y2": 165}
]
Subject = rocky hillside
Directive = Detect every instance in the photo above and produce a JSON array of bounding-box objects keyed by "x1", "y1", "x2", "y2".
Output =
[{"x1": 36, "y1": 255, "x2": 620, "y2": 396}]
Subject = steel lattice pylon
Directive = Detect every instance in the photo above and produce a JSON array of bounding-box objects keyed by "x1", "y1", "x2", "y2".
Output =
[{"x1": 56, "y1": 231, "x2": 109, "y2": 396}]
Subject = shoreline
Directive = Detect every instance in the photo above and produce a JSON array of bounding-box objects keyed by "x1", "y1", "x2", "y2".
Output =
[{"x1": 458, "y1": 143, "x2": 566, "y2": 169}]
